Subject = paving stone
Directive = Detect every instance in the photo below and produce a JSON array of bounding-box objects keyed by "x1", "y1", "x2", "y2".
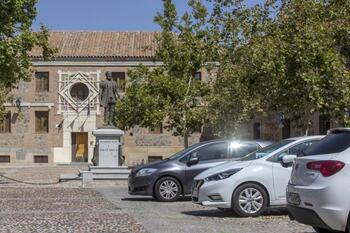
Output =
[{"x1": 0, "y1": 167, "x2": 147, "y2": 233}]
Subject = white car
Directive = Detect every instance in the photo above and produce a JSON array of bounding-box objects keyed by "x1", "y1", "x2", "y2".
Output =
[
  {"x1": 192, "y1": 136, "x2": 324, "y2": 217},
  {"x1": 287, "y1": 128, "x2": 350, "y2": 233}
]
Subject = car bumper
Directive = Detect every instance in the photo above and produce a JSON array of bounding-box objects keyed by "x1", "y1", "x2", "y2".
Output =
[
  {"x1": 191, "y1": 179, "x2": 232, "y2": 208},
  {"x1": 287, "y1": 184, "x2": 348, "y2": 232},
  {"x1": 128, "y1": 174, "x2": 154, "y2": 196},
  {"x1": 287, "y1": 205, "x2": 333, "y2": 231}
]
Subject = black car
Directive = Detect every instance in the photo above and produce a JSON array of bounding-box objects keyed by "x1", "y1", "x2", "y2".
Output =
[{"x1": 128, "y1": 139, "x2": 271, "y2": 202}]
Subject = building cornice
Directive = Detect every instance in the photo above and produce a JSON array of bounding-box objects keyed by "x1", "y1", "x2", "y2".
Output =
[
  {"x1": 4, "y1": 102, "x2": 54, "y2": 109},
  {"x1": 32, "y1": 61, "x2": 164, "y2": 67}
]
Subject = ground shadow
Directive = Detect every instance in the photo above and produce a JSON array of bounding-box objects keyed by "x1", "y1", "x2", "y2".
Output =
[
  {"x1": 122, "y1": 196, "x2": 192, "y2": 202},
  {"x1": 182, "y1": 207, "x2": 289, "y2": 218}
]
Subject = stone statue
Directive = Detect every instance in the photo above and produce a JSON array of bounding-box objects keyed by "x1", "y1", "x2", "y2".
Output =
[{"x1": 99, "y1": 71, "x2": 120, "y2": 126}]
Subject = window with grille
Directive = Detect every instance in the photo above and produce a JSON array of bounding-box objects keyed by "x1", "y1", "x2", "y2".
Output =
[
  {"x1": 111, "y1": 72, "x2": 126, "y2": 92},
  {"x1": 0, "y1": 156, "x2": 10, "y2": 163},
  {"x1": 35, "y1": 111, "x2": 49, "y2": 133},
  {"x1": 282, "y1": 119, "x2": 291, "y2": 139},
  {"x1": 0, "y1": 111, "x2": 11, "y2": 133},
  {"x1": 253, "y1": 122, "x2": 261, "y2": 140},
  {"x1": 35, "y1": 72, "x2": 49, "y2": 92},
  {"x1": 148, "y1": 156, "x2": 163, "y2": 163},
  {"x1": 34, "y1": 155, "x2": 48, "y2": 163},
  {"x1": 319, "y1": 115, "x2": 330, "y2": 135},
  {"x1": 194, "y1": 72, "x2": 202, "y2": 81}
]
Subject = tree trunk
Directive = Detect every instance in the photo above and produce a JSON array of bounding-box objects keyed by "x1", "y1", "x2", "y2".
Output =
[{"x1": 183, "y1": 133, "x2": 189, "y2": 148}]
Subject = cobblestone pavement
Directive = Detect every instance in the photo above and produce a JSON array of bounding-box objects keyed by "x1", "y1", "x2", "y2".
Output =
[
  {"x1": 0, "y1": 166, "x2": 147, "y2": 233},
  {"x1": 0, "y1": 166, "x2": 317, "y2": 233},
  {"x1": 98, "y1": 185, "x2": 316, "y2": 233}
]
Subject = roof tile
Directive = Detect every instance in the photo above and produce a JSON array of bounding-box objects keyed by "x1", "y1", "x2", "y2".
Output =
[{"x1": 30, "y1": 31, "x2": 159, "y2": 58}]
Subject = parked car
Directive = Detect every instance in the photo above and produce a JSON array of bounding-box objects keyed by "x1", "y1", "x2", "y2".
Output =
[
  {"x1": 128, "y1": 139, "x2": 271, "y2": 202},
  {"x1": 287, "y1": 128, "x2": 350, "y2": 233},
  {"x1": 192, "y1": 136, "x2": 324, "y2": 217}
]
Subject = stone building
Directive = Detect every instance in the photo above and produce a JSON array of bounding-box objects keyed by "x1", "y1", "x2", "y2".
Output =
[
  {"x1": 0, "y1": 31, "x2": 205, "y2": 166},
  {"x1": 0, "y1": 31, "x2": 337, "y2": 166}
]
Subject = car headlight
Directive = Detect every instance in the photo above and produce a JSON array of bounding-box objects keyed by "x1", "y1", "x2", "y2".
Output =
[
  {"x1": 205, "y1": 168, "x2": 242, "y2": 182},
  {"x1": 136, "y1": 168, "x2": 157, "y2": 177}
]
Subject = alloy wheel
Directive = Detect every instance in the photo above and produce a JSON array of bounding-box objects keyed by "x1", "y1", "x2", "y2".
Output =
[
  {"x1": 159, "y1": 180, "x2": 179, "y2": 200},
  {"x1": 238, "y1": 187, "x2": 263, "y2": 214}
]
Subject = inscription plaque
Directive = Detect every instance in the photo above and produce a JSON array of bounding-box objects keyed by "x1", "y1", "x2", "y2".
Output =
[{"x1": 99, "y1": 139, "x2": 119, "y2": 166}]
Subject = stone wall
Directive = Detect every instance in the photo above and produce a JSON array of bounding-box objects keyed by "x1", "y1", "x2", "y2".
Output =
[{"x1": 0, "y1": 62, "x2": 342, "y2": 166}]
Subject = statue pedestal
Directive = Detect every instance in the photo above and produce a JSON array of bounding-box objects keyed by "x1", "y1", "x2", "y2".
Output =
[
  {"x1": 59, "y1": 127, "x2": 130, "y2": 182},
  {"x1": 92, "y1": 127, "x2": 124, "y2": 167}
]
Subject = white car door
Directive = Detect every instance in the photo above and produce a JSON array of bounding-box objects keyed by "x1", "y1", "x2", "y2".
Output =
[{"x1": 271, "y1": 140, "x2": 320, "y2": 201}]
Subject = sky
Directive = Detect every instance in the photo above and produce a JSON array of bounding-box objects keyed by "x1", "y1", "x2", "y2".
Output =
[{"x1": 33, "y1": 0, "x2": 263, "y2": 31}]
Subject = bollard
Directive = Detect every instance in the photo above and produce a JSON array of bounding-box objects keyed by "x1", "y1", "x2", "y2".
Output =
[{"x1": 80, "y1": 171, "x2": 93, "y2": 187}]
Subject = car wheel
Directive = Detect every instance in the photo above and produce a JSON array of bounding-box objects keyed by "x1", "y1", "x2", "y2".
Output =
[
  {"x1": 154, "y1": 177, "x2": 181, "y2": 202},
  {"x1": 312, "y1": 227, "x2": 338, "y2": 233},
  {"x1": 232, "y1": 183, "x2": 268, "y2": 217}
]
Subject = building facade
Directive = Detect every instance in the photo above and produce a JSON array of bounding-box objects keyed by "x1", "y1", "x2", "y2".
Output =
[{"x1": 0, "y1": 31, "x2": 338, "y2": 166}]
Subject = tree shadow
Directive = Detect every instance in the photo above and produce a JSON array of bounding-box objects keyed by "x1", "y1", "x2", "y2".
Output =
[
  {"x1": 121, "y1": 196, "x2": 192, "y2": 202},
  {"x1": 182, "y1": 207, "x2": 289, "y2": 218}
]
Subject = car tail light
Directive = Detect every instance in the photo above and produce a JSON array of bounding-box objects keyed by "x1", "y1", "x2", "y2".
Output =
[{"x1": 306, "y1": 160, "x2": 345, "y2": 177}]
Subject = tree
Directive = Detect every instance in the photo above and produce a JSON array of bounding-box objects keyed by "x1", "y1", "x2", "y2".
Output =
[
  {"x1": 115, "y1": 0, "x2": 212, "y2": 147},
  {"x1": 0, "y1": 0, "x2": 54, "y2": 119},
  {"x1": 207, "y1": 0, "x2": 276, "y2": 137},
  {"x1": 208, "y1": 0, "x2": 350, "y2": 136}
]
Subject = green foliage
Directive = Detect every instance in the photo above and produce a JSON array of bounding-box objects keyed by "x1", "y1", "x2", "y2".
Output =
[
  {"x1": 208, "y1": 0, "x2": 350, "y2": 135},
  {"x1": 117, "y1": 0, "x2": 350, "y2": 139},
  {"x1": 115, "y1": 0, "x2": 211, "y2": 147},
  {"x1": 0, "y1": 0, "x2": 55, "y2": 119}
]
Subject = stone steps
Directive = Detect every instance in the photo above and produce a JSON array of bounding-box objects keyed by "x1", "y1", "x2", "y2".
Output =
[
  {"x1": 59, "y1": 166, "x2": 130, "y2": 182},
  {"x1": 89, "y1": 166, "x2": 130, "y2": 180}
]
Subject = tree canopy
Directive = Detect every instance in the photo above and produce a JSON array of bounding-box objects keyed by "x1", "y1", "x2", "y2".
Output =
[
  {"x1": 117, "y1": 0, "x2": 350, "y2": 140},
  {"x1": 208, "y1": 0, "x2": 350, "y2": 136},
  {"x1": 115, "y1": 0, "x2": 213, "y2": 147},
  {"x1": 0, "y1": 0, "x2": 54, "y2": 118}
]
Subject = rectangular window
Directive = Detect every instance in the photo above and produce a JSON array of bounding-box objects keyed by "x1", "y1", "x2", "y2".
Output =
[
  {"x1": 282, "y1": 119, "x2": 291, "y2": 139},
  {"x1": 0, "y1": 155, "x2": 10, "y2": 163},
  {"x1": 35, "y1": 111, "x2": 49, "y2": 133},
  {"x1": 111, "y1": 72, "x2": 126, "y2": 92},
  {"x1": 149, "y1": 124, "x2": 163, "y2": 134},
  {"x1": 253, "y1": 122, "x2": 261, "y2": 140},
  {"x1": 194, "y1": 72, "x2": 202, "y2": 81},
  {"x1": 148, "y1": 156, "x2": 163, "y2": 163},
  {"x1": 319, "y1": 115, "x2": 330, "y2": 135},
  {"x1": 34, "y1": 155, "x2": 48, "y2": 163},
  {"x1": 35, "y1": 72, "x2": 49, "y2": 92},
  {"x1": 0, "y1": 111, "x2": 11, "y2": 133}
]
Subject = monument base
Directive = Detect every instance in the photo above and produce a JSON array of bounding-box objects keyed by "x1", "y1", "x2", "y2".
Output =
[
  {"x1": 92, "y1": 127, "x2": 124, "y2": 167},
  {"x1": 59, "y1": 165, "x2": 130, "y2": 183}
]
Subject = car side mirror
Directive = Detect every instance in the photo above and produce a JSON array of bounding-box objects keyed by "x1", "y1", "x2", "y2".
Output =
[
  {"x1": 281, "y1": 155, "x2": 297, "y2": 168},
  {"x1": 187, "y1": 157, "x2": 199, "y2": 166}
]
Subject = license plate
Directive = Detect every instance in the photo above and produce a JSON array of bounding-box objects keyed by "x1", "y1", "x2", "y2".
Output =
[{"x1": 287, "y1": 192, "x2": 301, "y2": 205}]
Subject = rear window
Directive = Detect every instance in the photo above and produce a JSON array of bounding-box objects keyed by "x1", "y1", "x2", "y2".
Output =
[{"x1": 305, "y1": 132, "x2": 350, "y2": 155}]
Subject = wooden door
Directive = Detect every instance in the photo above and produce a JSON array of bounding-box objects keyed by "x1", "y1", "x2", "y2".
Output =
[{"x1": 72, "y1": 132, "x2": 88, "y2": 162}]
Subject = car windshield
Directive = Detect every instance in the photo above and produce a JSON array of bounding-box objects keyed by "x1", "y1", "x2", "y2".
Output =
[
  {"x1": 239, "y1": 139, "x2": 294, "y2": 161},
  {"x1": 166, "y1": 143, "x2": 204, "y2": 160}
]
